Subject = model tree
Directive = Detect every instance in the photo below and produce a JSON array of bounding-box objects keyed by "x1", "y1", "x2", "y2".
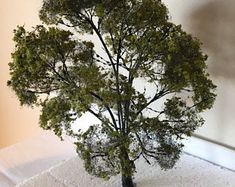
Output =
[{"x1": 8, "y1": 0, "x2": 216, "y2": 186}]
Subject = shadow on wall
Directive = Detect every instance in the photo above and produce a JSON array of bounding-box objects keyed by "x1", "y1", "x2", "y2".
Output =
[
  {"x1": 187, "y1": 0, "x2": 235, "y2": 148},
  {"x1": 188, "y1": 0, "x2": 235, "y2": 80}
]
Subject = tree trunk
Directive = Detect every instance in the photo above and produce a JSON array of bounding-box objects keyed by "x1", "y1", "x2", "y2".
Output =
[
  {"x1": 119, "y1": 146, "x2": 135, "y2": 187},
  {"x1": 122, "y1": 174, "x2": 135, "y2": 187}
]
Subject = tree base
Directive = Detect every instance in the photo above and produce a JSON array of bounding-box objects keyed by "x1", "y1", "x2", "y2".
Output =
[{"x1": 122, "y1": 175, "x2": 135, "y2": 187}]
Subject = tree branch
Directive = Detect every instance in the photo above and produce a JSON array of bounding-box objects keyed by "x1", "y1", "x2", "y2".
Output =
[
  {"x1": 82, "y1": 14, "x2": 117, "y2": 73},
  {"x1": 89, "y1": 91, "x2": 118, "y2": 131},
  {"x1": 135, "y1": 89, "x2": 172, "y2": 117},
  {"x1": 86, "y1": 108, "x2": 114, "y2": 132},
  {"x1": 116, "y1": 37, "x2": 125, "y2": 133},
  {"x1": 26, "y1": 88, "x2": 58, "y2": 94}
]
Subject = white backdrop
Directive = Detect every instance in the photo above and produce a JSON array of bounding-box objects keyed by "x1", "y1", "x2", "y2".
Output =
[{"x1": 164, "y1": 0, "x2": 235, "y2": 148}]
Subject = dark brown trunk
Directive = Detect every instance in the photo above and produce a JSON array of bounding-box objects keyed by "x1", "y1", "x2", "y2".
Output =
[{"x1": 122, "y1": 174, "x2": 135, "y2": 187}]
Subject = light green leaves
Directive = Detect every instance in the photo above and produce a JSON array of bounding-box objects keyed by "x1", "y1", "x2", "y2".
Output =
[
  {"x1": 40, "y1": 96, "x2": 73, "y2": 138},
  {"x1": 8, "y1": 26, "x2": 75, "y2": 105}
]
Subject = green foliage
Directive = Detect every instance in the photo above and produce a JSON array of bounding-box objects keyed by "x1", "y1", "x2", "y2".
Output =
[{"x1": 8, "y1": 0, "x2": 216, "y2": 185}]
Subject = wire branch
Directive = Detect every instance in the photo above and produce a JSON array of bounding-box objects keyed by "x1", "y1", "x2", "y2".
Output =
[
  {"x1": 135, "y1": 89, "x2": 172, "y2": 117},
  {"x1": 89, "y1": 91, "x2": 119, "y2": 131}
]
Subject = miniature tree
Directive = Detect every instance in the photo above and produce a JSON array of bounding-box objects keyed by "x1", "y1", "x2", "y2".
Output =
[{"x1": 8, "y1": 0, "x2": 216, "y2": 187}]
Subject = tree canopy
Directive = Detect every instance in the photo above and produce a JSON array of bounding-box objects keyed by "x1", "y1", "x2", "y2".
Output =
[{"x1": 8, "y1": 0, "x2": 216, "y2": 186}]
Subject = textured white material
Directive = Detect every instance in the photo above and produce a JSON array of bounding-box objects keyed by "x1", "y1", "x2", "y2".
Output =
[
  {"x1": 0, "y1": 132, "x2": 76, "y2": 187},
  {"x1": 184, "y1": 136, "x2": 235, "y2": 171},
  {"x1": 17, "y1": 153, "x2": 235, "y2": 187}
]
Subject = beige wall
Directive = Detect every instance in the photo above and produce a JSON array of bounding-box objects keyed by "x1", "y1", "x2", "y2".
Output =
[{"x1": 0, "y1": 0, "x2": 43, "y2": 148}]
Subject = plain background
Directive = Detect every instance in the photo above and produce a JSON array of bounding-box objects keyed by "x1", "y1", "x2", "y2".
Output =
[
  {"x1": 0, "y1": 0, "x2": 43, "y2": 148},
  {"x1": 1, "y1": 0, "x2": 235, "y2": 148}
]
